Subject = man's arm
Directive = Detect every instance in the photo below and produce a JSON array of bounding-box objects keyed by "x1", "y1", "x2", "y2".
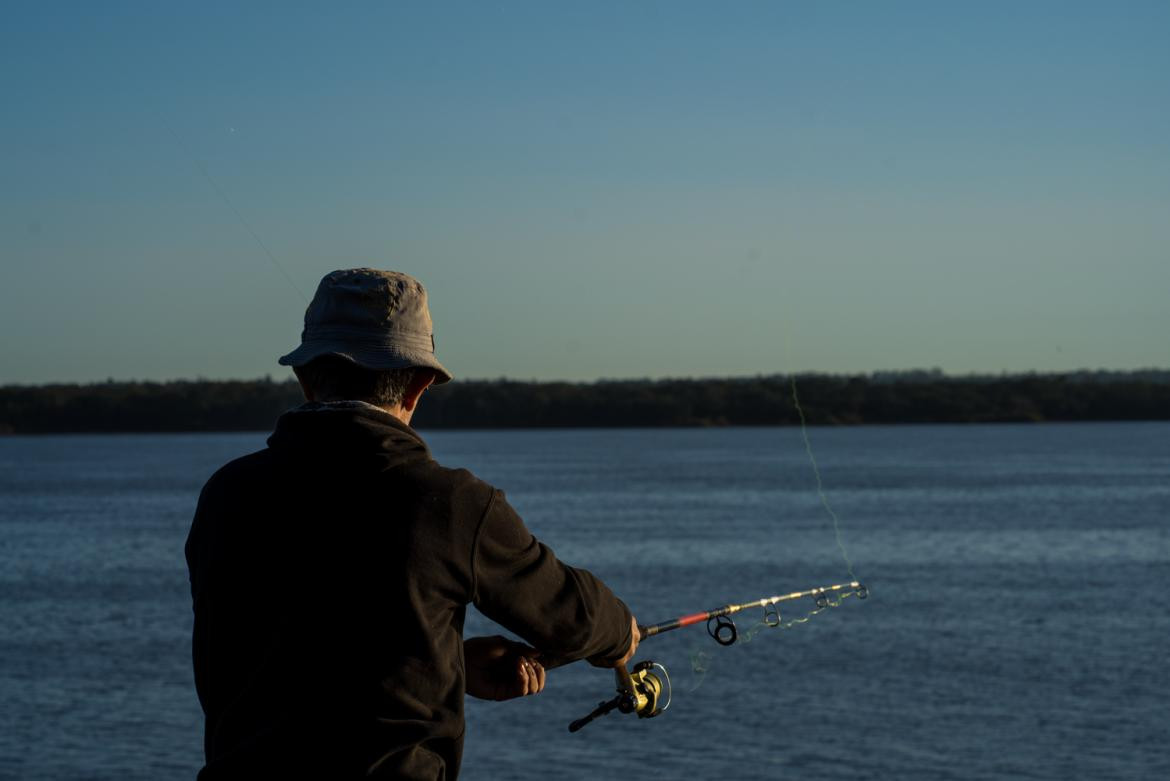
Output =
[{"x1": 470, "y1": 490, "x2": 637, "y2": 668}]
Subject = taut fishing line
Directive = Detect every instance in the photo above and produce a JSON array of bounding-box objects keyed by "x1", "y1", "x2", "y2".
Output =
[
  {"x1": 159, "y1": 113, "x2": 308, "y2": 304},
  {"x1": 569, "y1": 345, "x2": 869, "y2": 730},
  {"x1": 679, "y1": 373, "x2": 865, "y2": 691},
  {"x1": 791, "y1": 375, "x2": 858, "y2": 582}
]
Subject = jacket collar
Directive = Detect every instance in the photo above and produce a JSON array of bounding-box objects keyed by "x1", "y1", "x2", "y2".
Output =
[{"x1": 267, "y1": 401, "x2": 431, "y2": 469}]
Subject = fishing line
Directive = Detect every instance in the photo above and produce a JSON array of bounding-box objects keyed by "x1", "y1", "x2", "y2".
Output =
[
  {"x1": 159, "y1": 113, "x2": 309, "y2": 303},
  {"x1": 671, "y1": 350, "x2": 868, "y2": 694},
  {"x1": 790, "y1": 375, "x2": 858, "y2": 582}
]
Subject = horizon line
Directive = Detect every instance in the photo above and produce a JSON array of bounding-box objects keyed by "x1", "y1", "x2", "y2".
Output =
[{"x1": 4, "y1": 366, "x2": 1170, "y2": 389}]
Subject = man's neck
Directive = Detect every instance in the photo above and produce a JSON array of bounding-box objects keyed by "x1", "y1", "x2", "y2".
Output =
[{"x1": 310, "y1": 398, "x2": 412, "y2": 425}]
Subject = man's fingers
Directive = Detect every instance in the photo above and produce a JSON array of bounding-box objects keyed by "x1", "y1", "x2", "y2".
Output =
[
  {"x1": 515, "y1": 658, "x2": 528, "y2": 695},
  {"x1": 482, "y1": 652, "x2": 546, "y2": 700},
  {"x1": 516, "y1": 656, "x2": 545, "y2": 696}
]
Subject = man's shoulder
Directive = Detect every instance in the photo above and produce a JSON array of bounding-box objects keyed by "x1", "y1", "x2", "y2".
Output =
[
  {"x1": 198, "y1": 449, "x2": 277, "y2": 498},
  {"x1": 195, "y1": 443, "x2": 500, "y2": 518},
  {"x1": 397, "y1": 456, "x2": 498, "y2": 505}
]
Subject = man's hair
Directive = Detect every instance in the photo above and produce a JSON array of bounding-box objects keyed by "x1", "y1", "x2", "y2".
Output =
[{"x1": 293, "y1": 356, "x2": 417, "y2": 407}]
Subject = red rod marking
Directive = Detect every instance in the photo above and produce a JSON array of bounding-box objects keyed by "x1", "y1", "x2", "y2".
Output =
[{"x1": 676, "y1": 612, "x2": 710, "y2": 627}]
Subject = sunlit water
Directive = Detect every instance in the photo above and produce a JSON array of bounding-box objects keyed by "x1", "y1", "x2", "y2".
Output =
[{"x1": 1, "y1": 423, "x2": 1167, "y2": 780}]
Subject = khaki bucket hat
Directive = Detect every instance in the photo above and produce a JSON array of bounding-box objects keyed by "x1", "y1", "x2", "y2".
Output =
[{"x1": 278, "y1": 268, "x2": 453, "y2": 383}]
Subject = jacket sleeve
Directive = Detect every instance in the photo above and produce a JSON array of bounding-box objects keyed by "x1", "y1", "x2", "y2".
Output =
[{"x1": 470, "y1": 489, "x2": 633, "y2": 666}]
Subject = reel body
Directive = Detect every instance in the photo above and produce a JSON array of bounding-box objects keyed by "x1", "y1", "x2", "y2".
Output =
[{"x1": 567, "y1": 660, "x2": 671, "y2": 732}]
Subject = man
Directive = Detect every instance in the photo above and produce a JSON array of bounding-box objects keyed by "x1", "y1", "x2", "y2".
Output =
[{"x1": 186, "y1": 268, "x2": 637, "y2": 779}]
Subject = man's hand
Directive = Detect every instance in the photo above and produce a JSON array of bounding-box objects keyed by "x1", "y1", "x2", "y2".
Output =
[{"x1": 464, "y1": 635, "x2": 546, "y2": 701}]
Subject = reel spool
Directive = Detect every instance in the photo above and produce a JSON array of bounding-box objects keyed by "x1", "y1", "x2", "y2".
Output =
[{"x1": 624, "y1": 660, "x2": 671, "y2": 719}]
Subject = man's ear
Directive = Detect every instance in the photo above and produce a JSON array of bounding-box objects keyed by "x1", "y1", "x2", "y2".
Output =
[{"x1": 401, "y1": 370, "x2": 436, "y2": 413}]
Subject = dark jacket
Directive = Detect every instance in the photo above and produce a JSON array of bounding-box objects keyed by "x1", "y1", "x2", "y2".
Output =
[{"x1": 185, "y1": 402, "x2": 632, "y2": 779}]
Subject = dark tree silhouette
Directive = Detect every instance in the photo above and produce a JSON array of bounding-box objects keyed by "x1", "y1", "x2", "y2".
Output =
[{"x1": 1, "y1": 371, "x2": 1168, "y2": 434}]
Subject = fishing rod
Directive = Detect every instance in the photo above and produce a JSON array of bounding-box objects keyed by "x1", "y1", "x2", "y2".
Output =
[{"x1": 568, "y1": 580, "x2": 868, "y2": 732}]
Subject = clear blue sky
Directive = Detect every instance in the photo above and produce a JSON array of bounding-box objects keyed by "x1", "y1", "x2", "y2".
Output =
[{"x1": 2, "y1": 1, "x2": 1167, "y2": 383}]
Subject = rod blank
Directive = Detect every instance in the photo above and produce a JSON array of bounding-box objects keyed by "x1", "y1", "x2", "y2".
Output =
[{"x1": 638, "y1": 581, "x2": 864, "y2": 639}]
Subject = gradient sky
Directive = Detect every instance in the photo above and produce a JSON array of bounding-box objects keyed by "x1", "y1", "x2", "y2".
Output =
[{"x1": 2, "y1": 1, "x2": 1167, "y2": 383}]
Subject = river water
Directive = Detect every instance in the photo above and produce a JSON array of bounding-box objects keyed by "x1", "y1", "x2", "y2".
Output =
[{"x1": 0, "y1": 423, "x2": 1167, "y2": 780}]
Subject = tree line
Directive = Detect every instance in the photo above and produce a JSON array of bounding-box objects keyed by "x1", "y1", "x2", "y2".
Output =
[{"x1": 1, "y1": 370, "x2": 1168, "y2": 434}]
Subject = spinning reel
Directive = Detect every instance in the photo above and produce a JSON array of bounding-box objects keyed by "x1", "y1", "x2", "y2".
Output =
[{"x1": 567, "y1": 660, "x2": 672, "y2": 732}]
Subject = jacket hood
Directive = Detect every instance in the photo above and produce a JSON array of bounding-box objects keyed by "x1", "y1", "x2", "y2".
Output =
[{"x1": 266, "y1": 401, "x2": 431, "y2": 472}]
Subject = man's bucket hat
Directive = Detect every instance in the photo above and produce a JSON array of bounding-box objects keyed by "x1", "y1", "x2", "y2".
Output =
[{"x1": 278, "y1": 268, "x2": 453, "y2": 384}]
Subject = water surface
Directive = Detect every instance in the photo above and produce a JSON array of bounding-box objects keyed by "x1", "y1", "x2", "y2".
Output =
[{"x1": 0, "y1": 423, "x2": 1166, "y2": 779}]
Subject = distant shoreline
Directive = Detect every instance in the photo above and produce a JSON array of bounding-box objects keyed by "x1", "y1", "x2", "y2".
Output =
[{"x1": 3, "y1": 370, "x2": 1169, "y2": 434}]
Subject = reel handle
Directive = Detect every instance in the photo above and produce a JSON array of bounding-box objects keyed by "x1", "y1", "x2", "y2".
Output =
[{"x1": 568, "y1": 695, "x2": 622, "y2": 732}]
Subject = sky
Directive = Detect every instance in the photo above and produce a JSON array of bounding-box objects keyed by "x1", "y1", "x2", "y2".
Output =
[{"x1": 2, "y1": 1, "x2": 1167, "y2": 384}]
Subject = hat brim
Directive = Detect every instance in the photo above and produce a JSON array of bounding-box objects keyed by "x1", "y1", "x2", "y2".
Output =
[{"x1": 278, "y1": 341, "x2": 453, "y2": 384}]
